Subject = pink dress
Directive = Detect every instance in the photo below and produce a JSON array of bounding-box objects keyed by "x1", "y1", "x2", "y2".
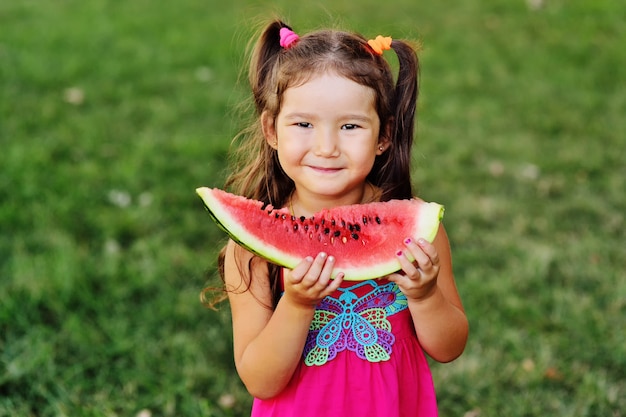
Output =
[{"x1": 251, "y1": 278, "x2": 438, "y2": 417}]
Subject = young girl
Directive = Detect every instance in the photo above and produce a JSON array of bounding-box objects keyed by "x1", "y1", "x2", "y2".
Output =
[{"x1": 215, "y1": 19, "x2": 468, "y2": 416}]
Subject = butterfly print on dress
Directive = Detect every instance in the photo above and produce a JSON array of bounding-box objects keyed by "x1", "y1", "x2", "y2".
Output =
[{"x1": 304, "y1": 281, "x2": 408, "y2": 366}]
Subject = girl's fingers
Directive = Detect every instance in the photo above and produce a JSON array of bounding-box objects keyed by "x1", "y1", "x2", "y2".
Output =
[
  {"x1": 326, "y1": 272, "x2": 344, "y2": 293},
  {"x1": 395, "y1": 237, "x2": 442, "y2": 284},
  {"x1": 417, "y1": 238, "x2": 440, "y2": 266},
  {"x1": 316, "y1": 255, "x2": 336, "y2": 285},
  {"x1": 301, "y1": 252, "x2": 332, "y2": 287},
  {"x1": 404, "y1": 238, "x2": 439, "y2": 271},
  {"x1": 396, "y1": 249, "x2": 421, "y2": 279},
  {"x1": 284, "y1": 253, "x2": 341, "y2": 307},
  {"x1": 288, "y1": 256, "x2": 315, "y2": 284}
]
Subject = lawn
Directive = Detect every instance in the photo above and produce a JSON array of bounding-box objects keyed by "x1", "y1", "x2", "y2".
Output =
[{"x1": 1, "y1": 0, "x2": 624, "y2": 416}]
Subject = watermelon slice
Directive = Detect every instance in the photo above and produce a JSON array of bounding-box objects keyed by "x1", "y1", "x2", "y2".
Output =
[{"x1": 196, "y1": 187, "x2": 444, "y2": 281}]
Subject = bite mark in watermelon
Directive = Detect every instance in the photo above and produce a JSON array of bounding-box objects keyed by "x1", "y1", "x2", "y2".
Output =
[{"x1": 196, "y1": 187, "x2": 444, "y2": 281}]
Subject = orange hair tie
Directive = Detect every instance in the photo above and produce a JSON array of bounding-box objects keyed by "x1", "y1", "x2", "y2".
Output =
[{"x1": 367, "y1": 35, "x2": 392, "y2": 55}]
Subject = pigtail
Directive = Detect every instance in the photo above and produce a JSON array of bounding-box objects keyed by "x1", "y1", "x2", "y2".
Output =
[
  {"x1": 249, "y1": 20, "x2": 289, "y2": 114},
  {"x1": 392, "y1": 40, "x2": 419, "y2": 199},
  {"x1": 391, "y1": 40, "x2": 419, "y2": 153},
  {"x1": 373, "y1": 40, "x2": 419, "y2": 201},
  {"x1": 225, "y1": 19, "x2": 295, "y2": 207}
]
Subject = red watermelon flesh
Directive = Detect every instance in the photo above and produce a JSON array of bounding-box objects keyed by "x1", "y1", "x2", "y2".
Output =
[{"x1": 196, "y1": 187, "x2": 444, "y2": 281}]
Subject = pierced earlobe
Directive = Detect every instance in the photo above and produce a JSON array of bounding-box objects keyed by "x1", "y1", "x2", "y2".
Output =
[{"x1": 376, "y1": 141, "x2": 390, "y2": 156}]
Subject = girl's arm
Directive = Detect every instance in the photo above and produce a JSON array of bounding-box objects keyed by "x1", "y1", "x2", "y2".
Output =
[
  {"x1": 223, "y1": 240, "x2": 342, "y2": 399},
  {"x1": 390, "y1": 225, "x2": 469, "y2": 362}
]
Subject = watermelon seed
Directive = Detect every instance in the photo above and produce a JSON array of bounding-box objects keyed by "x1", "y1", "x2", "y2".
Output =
[
  {"x1": 324, "y1": 228, "x2": 330, "y2": 234},
  {"x1": 351, "y1": 233, "x2": 359, "y2": 240},
  {"x1": 375, "y1": 216, "x2": 381, "y2": 224},
  {"x1": 341, "y1": 236, "x2": 348, "y2": 243},
  {"x1": 300, "y1": 216, "x2": 306, "y2": 222},
  {"x1": 333, "y1": 230, "x2": 341, "y2": 237},
  {"x1": 354, "y1": 224, "x2": 361, "y2": 232},
  {"x1": 341, "y1": 220, "x2": 346, "y2": 228},
  {"x1": 362, "y1": 216, "x2": 368, "y2": 224},
  {"x1": 331, "y1": 219, "x2": 336, "y2": 226},
  {"x1": 304, "y1": 224, "x2": 309, "y2": 231},
  {"x1": 293, "y1": 224, "x2": 298, "y2": 231},
  {"x1": 281, "y1": 214, "x2": 287, "y2": 220}
]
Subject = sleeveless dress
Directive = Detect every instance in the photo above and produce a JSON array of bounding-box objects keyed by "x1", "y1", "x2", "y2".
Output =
[{"x1": 250, "y1": 277, "x2": 438, "y2": 417}]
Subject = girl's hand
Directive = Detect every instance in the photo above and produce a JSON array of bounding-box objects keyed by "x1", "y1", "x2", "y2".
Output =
[
  {"x1": 388, "y1": 238, "x2": 440, "y2": 301},
  {"x1": 283, "y1": 252, "x2": 344, "y2": 308}
]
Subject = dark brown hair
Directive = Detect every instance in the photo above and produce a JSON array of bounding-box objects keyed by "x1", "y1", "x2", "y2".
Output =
[{"x1": 207, "y1": 19, "x2": 420, "y2": 308}]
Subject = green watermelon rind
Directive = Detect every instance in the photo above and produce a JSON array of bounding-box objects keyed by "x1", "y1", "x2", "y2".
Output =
[
  {"x1": 196, "y1": 188, "x2": 303, "y2": 269},
  {"x1": 196, "y1": 187, "x2": 444, "y2": 281}
]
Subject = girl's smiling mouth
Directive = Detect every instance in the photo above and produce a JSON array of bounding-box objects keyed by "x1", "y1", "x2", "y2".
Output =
[{"x1": 307, "y1": 165, "x2": 343, "y2": 174}]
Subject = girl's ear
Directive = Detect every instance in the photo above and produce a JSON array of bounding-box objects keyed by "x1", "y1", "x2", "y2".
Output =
[
  {"x1": 376, "y1": 139, "x2": 390, "y2": 155},
  {"x1": 376, "y1": 118, "x2": 393, "y2": 155},
  {"x1": 261, "y1": 111, "x2": 278, "y2": 149}
]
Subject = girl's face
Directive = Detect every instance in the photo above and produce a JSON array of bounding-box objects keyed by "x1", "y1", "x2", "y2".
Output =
[{"x1": 263, "y1": 72, "x2": 389, "y2": 212}]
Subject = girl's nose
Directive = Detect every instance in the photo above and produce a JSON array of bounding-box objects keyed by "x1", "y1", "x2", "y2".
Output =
[{"x1": 314, "y1": 128, "x2": 340, "y2": 157}]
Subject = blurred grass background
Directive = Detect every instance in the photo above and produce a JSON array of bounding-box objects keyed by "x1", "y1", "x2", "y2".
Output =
[{"x1": 1, "y1": 0, "x2": 624, "y2": 416}]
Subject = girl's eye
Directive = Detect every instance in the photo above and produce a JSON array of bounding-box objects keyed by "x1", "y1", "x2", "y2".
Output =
[
  {"x1": 296, "y1": 122, "x2": 312, "y2": 128},
  {"x1": 341, "y1": 124, "x2": 359, "y2": 130}
]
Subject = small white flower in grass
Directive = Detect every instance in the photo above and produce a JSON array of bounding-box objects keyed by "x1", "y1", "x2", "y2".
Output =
[
  {"x1": 104, "y1": 238, "x2": 120, "y2": 256},
  {"x1": 195, "y1": 66, "x2": 213, "y2": 82},
  {"x1": 138, "y1": 191, "x2": 153, "y2": 207},
  {"x1": 526, "y1": 0, "x2": 544, "y2": 11},
  {"x1": 488, "y1": 160, "x2": 505, "y2": 177},
  {"x1": 218, "y1": 393, "x2": 236, "y2": 409},
  {"x1": 522, "y1": 358, "x2": 535, "y2": 372},
  {"x1": 63, "y1": 87, "x2": 85, "y2": 105},
  {"x1": 108, "y1": 189, "x2": 132, "y2": 208},
  {"x1": 519, "y1": 163, "x2": 540, "y2": 181}
]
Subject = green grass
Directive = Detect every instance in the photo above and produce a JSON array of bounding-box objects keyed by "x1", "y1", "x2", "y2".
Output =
[{"x1": 1, "y1": 0, "x2": 624, "y2": 416}]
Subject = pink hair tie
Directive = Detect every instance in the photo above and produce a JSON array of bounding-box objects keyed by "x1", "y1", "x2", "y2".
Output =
[{"x1": 279, "y1": 27, "x2": 299, "y2": 49}]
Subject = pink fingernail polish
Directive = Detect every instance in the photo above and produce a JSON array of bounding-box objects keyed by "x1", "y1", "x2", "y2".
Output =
[
  {"x1": 404, "y1": 238, "x2": 412, "y2": 244},
  {"x1": 396, "y1": 250, "x2": 403, "y2": 257}
]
